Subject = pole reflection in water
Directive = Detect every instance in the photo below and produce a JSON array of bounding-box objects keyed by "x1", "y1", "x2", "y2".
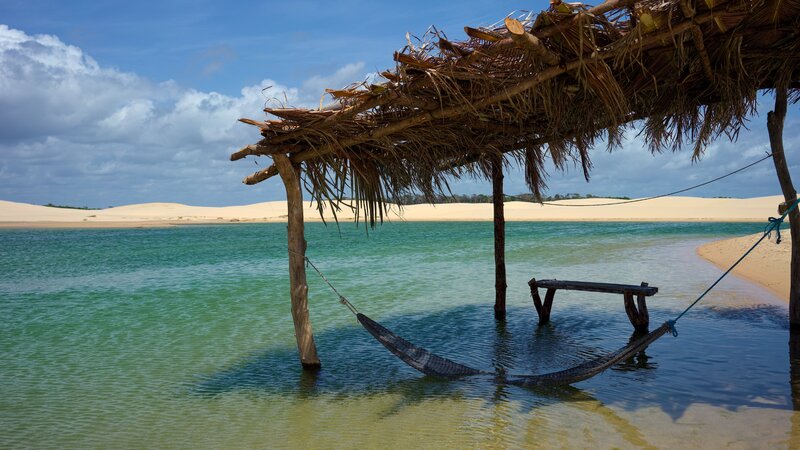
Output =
[{"x1": 789, "y1": 329, "x2": 800, "y2": 448}]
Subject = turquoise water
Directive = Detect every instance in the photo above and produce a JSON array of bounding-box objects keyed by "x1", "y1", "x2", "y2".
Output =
[{"x1": 2, "y1": 222, "x2": 799, "y2": 448}]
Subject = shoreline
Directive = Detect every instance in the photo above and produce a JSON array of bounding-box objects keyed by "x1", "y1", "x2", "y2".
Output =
[
  {"x1": 697, "y1": 233, "x2": 790, "y2": 302},
  {"x1": 0, "y1": 195, "x2": 785, "y2": 229},
  {"x1": 0, "y1": 217, "x2": 773, "y2": 230}
]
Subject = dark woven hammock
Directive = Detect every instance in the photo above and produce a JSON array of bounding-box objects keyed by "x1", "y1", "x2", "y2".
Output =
[
  {"x1": 302, "y1": 201, "x2": 798, "y2": 386},
  {"x1": 358, "y1": 313, "x2": 670, "y2": 386}
]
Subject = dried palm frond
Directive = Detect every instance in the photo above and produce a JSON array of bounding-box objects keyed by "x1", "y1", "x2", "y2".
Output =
[{"x1": 232, "y1": 0, "x2": 800, "y2": 225}]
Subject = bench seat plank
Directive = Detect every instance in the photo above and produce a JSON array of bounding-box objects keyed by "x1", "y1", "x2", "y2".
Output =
[{"x1": 529, "y1": 279, "x2": 658, "y2": 296}]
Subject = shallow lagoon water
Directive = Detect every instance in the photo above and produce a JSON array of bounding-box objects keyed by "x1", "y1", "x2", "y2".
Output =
[{"x1": 1, "y1": 221, "x2": 799, "y2": 448}]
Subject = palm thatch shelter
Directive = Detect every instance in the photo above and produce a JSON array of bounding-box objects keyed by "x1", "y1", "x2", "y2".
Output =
[{"x1": 231, "y1": 0, "x2": 800, "y2": 369}]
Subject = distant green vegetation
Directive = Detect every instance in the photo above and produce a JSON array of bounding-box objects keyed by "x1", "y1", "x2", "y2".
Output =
[
  {"x1": 43, "y1": 203, "x2": 102, "y2": 210},
  {"x1": 509, "y1": 193, "x2": 632, "y2": 202},
  {"x1": 393, "y1": 193, "x2": 630, "y2": 205}
]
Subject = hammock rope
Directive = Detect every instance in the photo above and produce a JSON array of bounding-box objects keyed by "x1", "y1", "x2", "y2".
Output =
[
  {"x1": 668, "y1": 196, "x2": 798, "y2": 328},
  {"x1": 292, "y1": 196, "x2": 798, "y2": 386}
]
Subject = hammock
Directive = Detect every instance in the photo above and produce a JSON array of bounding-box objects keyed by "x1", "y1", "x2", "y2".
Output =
[
  {"x1": 358, "y1": 311, "x2": 670, "y2": 385},
  {"x1": 300, "y1": 200, "x2": 796, "y2": 386}
]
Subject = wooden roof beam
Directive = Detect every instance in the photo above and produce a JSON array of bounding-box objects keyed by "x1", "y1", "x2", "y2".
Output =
[
  {"x1": 230, "y1": 141, "x2": 302, "y2": 161},
  {"x1": 244, "y1": 164, "x2": 278, "y2": 185},
  {"x1": 504, "y1": 18, "x2": 560, "y2": 65},
  {"x1": 680, "y1": 0, "x2": 716, "y2": 83},
  {"x1": 456, "y1": 0, "x2": 636, "y2": 67}
]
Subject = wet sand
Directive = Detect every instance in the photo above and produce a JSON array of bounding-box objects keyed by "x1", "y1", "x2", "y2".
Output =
[{"x1": 698, "y1": 232, "x2": 791, "y2": 302}]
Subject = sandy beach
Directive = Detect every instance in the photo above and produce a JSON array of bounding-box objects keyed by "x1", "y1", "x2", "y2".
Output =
[
  {"x1": 0, "y1": 195, "x2": 787, "y2": 227},
  {"x1": 698, "y1": 232, "x2": 791, "y2": 302}
]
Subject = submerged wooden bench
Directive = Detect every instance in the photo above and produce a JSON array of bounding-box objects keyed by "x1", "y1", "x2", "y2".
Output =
[{"x1": 528, "y1": 279, "x2": 659, "y2": 332}]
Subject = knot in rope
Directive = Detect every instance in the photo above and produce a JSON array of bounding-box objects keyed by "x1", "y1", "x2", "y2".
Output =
[
  {"x1": 767, "y1": 216, "x2": 784, "y2": 244},
  {"x1": 666, "y1": 320, "x2": 678, "y2": 337},
  {"x1": 338, "y1": 294, "x2": 359, "y2": 315}
]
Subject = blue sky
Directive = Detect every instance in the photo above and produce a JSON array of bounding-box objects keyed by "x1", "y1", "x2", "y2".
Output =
[{"x1": 0, "y1": 0, "x2": 797, "y2": 207}]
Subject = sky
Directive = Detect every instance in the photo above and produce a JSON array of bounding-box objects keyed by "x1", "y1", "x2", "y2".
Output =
[{"x1": 0, "y1": 0, "x2": 797, "y2": 208}]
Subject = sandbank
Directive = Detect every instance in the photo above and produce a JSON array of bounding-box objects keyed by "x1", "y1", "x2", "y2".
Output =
[
  {"x1": 0, "y1": 195, "x2": 787, "y2": 228},
  {"x1": 698, "y1": 232, "x2": 791, "y2": 302}
]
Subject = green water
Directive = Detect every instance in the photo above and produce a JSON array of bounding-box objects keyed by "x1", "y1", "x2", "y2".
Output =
[{"x1": 2, "y1": 222, "x2": 799, "y2": 448}]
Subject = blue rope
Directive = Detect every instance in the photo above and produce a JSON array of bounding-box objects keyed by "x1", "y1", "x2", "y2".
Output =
[
  {"x1": 667, "y1": 197, "x2": 800, "y2": 335},
  {"x1": 767, "y1": 217, "x2": 783, "y2": 244}
]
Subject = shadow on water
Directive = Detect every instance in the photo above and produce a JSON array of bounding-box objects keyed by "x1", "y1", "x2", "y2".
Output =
[
  {"x1": 192, "y1": 300, "x2": 797, "y2": 422},
  {"x1": 191, "y1": 303, "x2": 660, "y2": 447},
  {"x1": 190, "y1": 304, "x2": 638, "y2": 415}
]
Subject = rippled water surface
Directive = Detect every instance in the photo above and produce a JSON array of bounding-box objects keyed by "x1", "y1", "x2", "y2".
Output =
[{"x1": 2, "y1": 221, "x2": 799, "y2": 448}]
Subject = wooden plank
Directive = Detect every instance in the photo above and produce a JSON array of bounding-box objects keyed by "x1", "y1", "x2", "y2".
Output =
[{"x1": 528, "y1": 279, "x2": 658, "y2": 296}]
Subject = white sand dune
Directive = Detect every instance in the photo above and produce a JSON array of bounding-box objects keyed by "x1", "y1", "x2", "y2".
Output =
[{"x1": 0, "y1": 195, "x2": 787, "y2": 227}]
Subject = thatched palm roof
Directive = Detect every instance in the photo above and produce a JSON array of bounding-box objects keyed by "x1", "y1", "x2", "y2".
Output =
[{"x1": 232, "y1": 0, "x2": 800, "y2": 223}]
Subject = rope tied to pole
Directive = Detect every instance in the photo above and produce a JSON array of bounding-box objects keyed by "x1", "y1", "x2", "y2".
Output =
[
  {"x1": 666, "y1": 320, "x2": 678, "y2": 337},
  {"x1": 766, "y1": 216, "x2": 783, "y2": 244},
  {"x1": 667, "y1": 196, "x2": 800, "y2": 333},
  {"x1": 287, "y1": 248, "x2": 360, "y2": 315}
]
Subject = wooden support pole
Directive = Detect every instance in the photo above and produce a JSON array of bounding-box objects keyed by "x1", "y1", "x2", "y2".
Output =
[
  {"x1": 273, "y1": 154, "x2": 322, "y2": 370},
  {"x1": 767, "y1": 86, "x2": 800, "y2": 328},
  {"x1": 492, "y1": 158, "x2": 507, "y2": 320}
]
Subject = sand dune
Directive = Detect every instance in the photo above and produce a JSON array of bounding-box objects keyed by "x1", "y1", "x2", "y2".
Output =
[{"x1": 0, "y1": 195, "x2": 788, "y2": 228}]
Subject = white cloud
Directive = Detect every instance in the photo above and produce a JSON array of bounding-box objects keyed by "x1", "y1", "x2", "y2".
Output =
[
  {"x1": 0, "y1": 25, "x2": 371, "y2": 207},
  {"x1": 300, "y1": 62, "x2": 366, "y2": 107},
  {"x1": 0, "y1": 23, "x2": 795, "y2": 208}
]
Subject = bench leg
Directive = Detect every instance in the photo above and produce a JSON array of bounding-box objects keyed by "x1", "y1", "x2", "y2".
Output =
[
  {"x1": 623, "y1": 285, "x2": 650, "y2": 332},
  {"x1": 530, "y1": 279, "x2": 556, "y2": 326},
  {"x1": 636, "y1": 293, "x2": 650, "y2": 330}
]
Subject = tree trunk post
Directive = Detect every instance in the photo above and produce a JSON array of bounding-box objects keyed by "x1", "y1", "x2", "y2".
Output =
[
  {"x1": 273, "y1": 154, "x2": 321, "y2": 370},
  {"x1": 492, "y1": 157, "x2": 507, "y2": 320},
  {"x1": 767, "y1": 86, "x2": 800, "y2": 328}
]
